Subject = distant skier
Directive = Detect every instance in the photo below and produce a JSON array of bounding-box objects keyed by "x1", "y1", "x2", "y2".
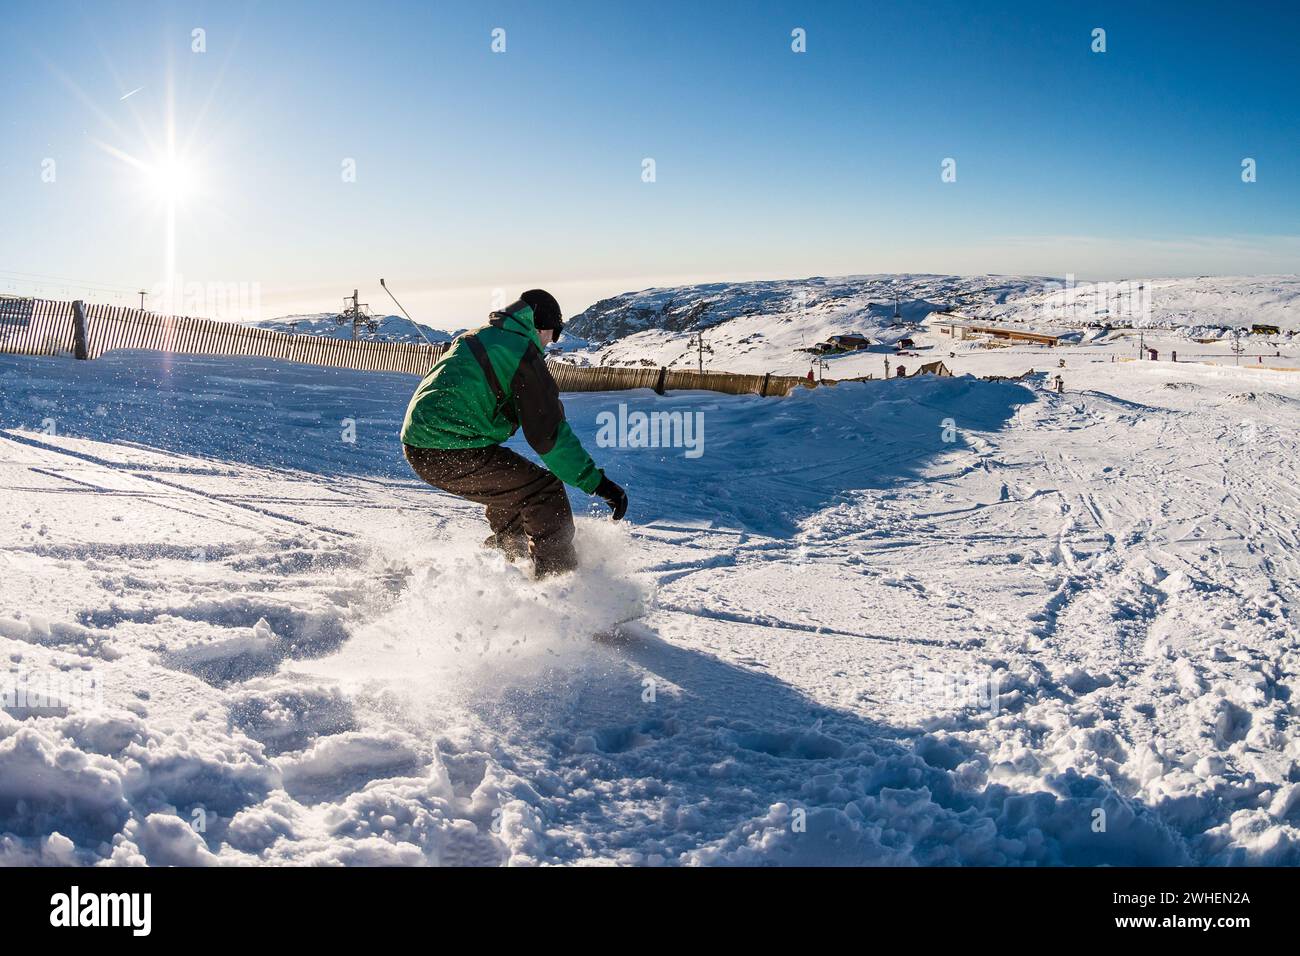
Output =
[{"x1": 400, "y1": 290, "x2": 628, "y2": 577}]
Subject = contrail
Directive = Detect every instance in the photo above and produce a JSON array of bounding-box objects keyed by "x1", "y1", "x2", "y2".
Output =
[{"x1": 120, "y1": 86, "x2": 143, "y2": 101}]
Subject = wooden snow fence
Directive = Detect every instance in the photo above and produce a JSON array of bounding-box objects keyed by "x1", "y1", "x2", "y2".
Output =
[
  {"x1": 0, "y1": 297, "x2": 77, "y2": 357},
  {"x1": 1, "y1": 296, "x2": 948, "y2": 398},
  {"x1": 1, "y1": 297, "x2": 446, "y2": 375},
  {"x1": 546, "y1": 364, "x2": 813, "y2": 397}
]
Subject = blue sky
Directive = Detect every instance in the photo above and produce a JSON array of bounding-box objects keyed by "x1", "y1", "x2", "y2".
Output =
[{"x1": 1, "y1": 0, "x2": 1297, "y2": 326}]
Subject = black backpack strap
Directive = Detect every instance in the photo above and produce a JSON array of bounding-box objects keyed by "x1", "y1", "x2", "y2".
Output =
[{"x1": 463, "y1": 333, "x2": 515, "y2": 421}]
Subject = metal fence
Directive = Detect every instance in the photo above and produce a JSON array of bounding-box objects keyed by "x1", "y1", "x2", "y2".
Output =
[{"x1": 0, "y1": 296, "x2": 880, "y2": 397}]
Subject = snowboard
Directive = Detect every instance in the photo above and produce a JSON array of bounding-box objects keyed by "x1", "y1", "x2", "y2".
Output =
[{"x1": 591, "y1": 615, "x2": 645, "y2": 646}]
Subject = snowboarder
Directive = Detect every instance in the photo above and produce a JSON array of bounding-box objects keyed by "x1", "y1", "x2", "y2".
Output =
[{"x1": 400, "y1": 290, "x2": 628, "y2": 577}]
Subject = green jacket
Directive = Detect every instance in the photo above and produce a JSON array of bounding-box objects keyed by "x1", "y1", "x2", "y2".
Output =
[{"x1": 400, "y1": 301, "x2": 604, "y2": 494}]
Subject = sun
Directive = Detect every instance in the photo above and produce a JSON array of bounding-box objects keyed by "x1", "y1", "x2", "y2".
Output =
[{"x1": 147, "y1": 154, "x2": 196, "y2": 203}]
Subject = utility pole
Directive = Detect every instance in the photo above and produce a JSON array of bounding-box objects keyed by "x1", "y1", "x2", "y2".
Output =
[
  {"x1": 138, "y1": 289, "x2": 147, "y2": 310},
  {"x1": 337, "y1": 288, "x2": 377, "y2": 338},
  {"x1": 687, "y1": 331, "x2": 712, "y2": 373}
]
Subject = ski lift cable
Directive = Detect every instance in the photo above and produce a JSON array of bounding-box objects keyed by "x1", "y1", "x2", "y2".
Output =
[
  {"x1": 0, "y1": 269, "x2": 142, "y2": 295},
  {"x1": 379, "y1": 278, "x2": 440, "y2": 349}
]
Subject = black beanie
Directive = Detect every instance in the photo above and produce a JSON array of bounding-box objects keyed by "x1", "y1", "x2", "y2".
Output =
[{"x1": 520, "y1": 289, "x2": 562, "y2": 333}]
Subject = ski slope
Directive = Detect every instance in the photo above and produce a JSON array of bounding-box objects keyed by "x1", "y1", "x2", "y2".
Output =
[{"x1": 1, "y1": 347, "x2": 1299, "y2": 865}]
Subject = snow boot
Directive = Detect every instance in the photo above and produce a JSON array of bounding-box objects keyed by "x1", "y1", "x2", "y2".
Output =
[{"x1": 483, "y1": 531, "x2": 529, "y2": 560}]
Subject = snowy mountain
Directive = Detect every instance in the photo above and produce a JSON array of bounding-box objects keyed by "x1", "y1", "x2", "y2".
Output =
[
  {"x1": 566, "y1": 274, "x2": 1054, "y2": 342},
  {"x1": 253, "y1": 313, "x2": 455, "y2": 345},
  {"x1": 980, "y1": 275, "x2": 1300, "y2": 333},
  {"x1": 561, "y1": 275, "x2": 1056, "y2": 377},
  {"x1": 559, "y1": 274, "x2": 1300, "y2": 377}
]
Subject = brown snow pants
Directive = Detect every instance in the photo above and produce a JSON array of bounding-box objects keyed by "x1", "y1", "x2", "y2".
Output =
[{"x1": 402, "y1": 443, "x2": 578, "y2": 577}]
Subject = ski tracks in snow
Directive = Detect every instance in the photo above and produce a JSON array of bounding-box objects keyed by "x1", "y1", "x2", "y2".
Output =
[
  {"x1": 866, "y1": 381, "x2": 1300, "y2": 864},
  {"x1": 3, "y1": 361, "x2": 1300, "y2": 865}
]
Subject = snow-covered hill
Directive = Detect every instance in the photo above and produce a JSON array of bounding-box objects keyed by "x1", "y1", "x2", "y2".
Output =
[
  {"x1": 562, "y1": 275, "x2": 1050, "y2": 374},
  {"x1": 979, "y1": 276, "x2": 1300, "y2": 334},
  {"x1": 566, "y1": 275, "x2": 1051, "y2": 342},
  {"x1": 254, "y1": 313, "x2": 455, "y2": 345},
  {"x1": 559, "y1": 275, "x2": 1300, "y2": 378}
]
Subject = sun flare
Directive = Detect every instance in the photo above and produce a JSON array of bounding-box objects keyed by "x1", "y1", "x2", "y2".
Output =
[{"x1": 147, "y1": 155, "x2": 195, "y2": 203}]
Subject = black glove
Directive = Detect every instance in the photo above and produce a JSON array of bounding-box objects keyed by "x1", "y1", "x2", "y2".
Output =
[{"x1": 594, "y1": 475, "x2": 628, "y2": 521}]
